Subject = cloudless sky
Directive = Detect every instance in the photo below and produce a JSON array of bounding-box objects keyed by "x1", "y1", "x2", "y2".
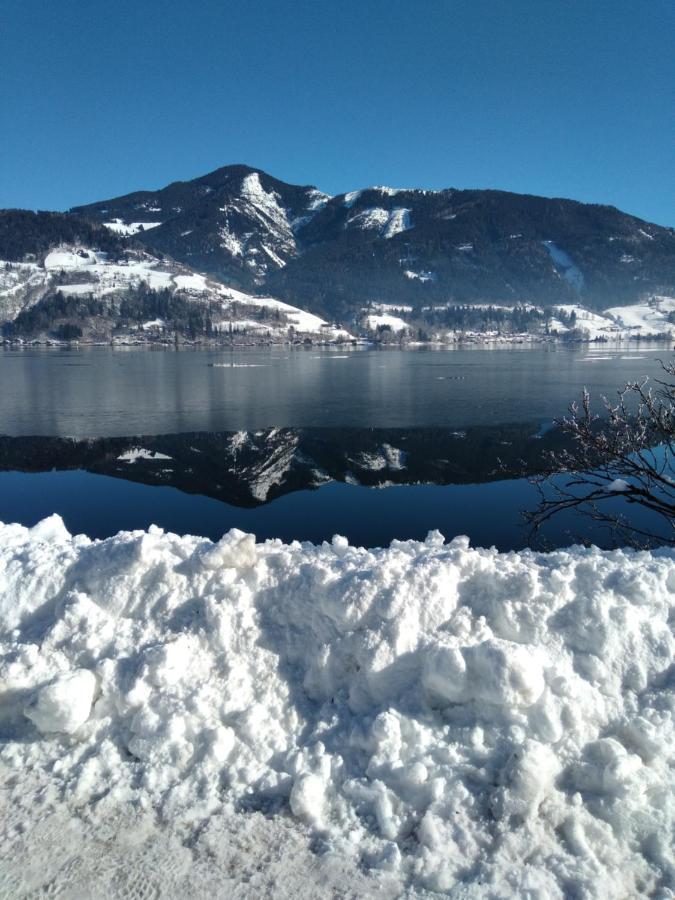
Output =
[{"x1": 1, "y1": 0, "x2": 673, "y2": 224}]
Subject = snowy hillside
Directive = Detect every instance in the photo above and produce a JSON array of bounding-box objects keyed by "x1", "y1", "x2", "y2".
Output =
[
  {"x1": 0, "y1": 517, "x2": 673, "y2": 896},
  {"x1": 551, "y1": 298, "x2": 675, "y2": 339},
  {"x1": 0, "y1": 243, "x2": 352, "y2": 343},
  {"x1": 358, "y1": 297, "x2": 675, "y2": 342}
]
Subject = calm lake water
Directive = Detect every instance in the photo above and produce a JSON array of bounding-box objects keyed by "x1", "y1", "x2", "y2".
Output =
[
  {"x1": 0, "y1": 343, "x2": 671, "y2": 548},
  {"x1": 1, "y1": 343, "x2": 670, "y2": 436}
]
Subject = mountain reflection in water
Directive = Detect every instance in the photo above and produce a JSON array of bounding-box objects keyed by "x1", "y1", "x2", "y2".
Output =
[{"x1": 0, "y1": 423, "x2": 567, "y2": 508}]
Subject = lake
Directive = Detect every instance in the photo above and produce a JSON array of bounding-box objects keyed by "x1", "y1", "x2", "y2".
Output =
[{"x1": 0, "y1": 343, "x2": 671, "y2": 548}]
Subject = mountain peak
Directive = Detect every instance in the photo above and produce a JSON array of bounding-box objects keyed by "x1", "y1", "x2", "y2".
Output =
[{"x1": 65, "y1": 165, "x2": 675, "y2": 317}]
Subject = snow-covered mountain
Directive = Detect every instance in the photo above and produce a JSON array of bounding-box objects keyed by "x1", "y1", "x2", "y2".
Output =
[
  {"x1": 72, "y1": 165, "x2": 675, "y2": 319},
  {"x1": 72, "y1": 165, "x2": 331, "y2": 289},
  {"x1": 3, "y1": 166, "x2": 675, "y2": 341}
]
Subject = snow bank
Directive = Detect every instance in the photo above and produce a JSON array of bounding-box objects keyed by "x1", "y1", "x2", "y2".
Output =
[{"x1": 0, "y1": 517, "x2": 673, "y2": 897}]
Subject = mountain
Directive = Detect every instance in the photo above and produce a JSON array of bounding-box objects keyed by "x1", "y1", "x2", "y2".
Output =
[
  {"x1": 72, "y1": 165, "x2": 330, "y2": 290},
  {"x1": 72, "y1": 165, "x2": 675, "y2": 318},
  {"x1": 2, "y1": 167, "x2": 675, "y2": 342}
]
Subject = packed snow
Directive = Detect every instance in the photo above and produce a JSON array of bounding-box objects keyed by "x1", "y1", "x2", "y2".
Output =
[
  {"x1": 343, "y1": 190, "x2": 363, "y2": 207},
  {"x1": 172, "y1": 273, "x2": 209, "y2": 292},
  {"x1": 366, "y1": 302, "x2": 414, "y2": 313},
  {"x1": 218, "y1": 291, "x2": 352, "y2": 340},
  {"x1": 348, "y1": 443, "x2": 407, "y2": 471},
  {"x1": 382, "y1": 208, "x2": 412, "y2": 239},
  {"x1": 1, "y1": 516, "x2": 673, "y2": 896},
  {"x1": 211, "y1": 176, "x2": 332, "y2": 277},
  {"x1": 551, "y1": 298, "x2": 675, "y2": 340},
  {"x1": 551, "y1": 305, "x2": 619, "y2": 340},
  {"x1": 214, "y1": 173, "x2": 332, "y2": 277},
  {"x1": 218, "y1": 223, "x2": 245, "y2": 257}
]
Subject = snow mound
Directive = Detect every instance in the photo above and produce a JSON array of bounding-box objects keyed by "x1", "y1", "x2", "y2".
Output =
[{"x1": 0, "y1": 517, "x2": 673, "y2": 896}]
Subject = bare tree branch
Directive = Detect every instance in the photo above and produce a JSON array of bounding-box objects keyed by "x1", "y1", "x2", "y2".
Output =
[{"x1": 525, "y1": 358, "x2": 675, "y2": 548}]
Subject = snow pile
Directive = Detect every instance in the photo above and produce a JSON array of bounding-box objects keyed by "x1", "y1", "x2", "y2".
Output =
[{"x1": 0, "y1": 517, "x2": 673, "y2": 896}]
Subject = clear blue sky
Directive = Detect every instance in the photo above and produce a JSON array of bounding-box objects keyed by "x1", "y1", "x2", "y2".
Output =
[{"x1": 1, "y1": 0, "x2": 673, "y2": 225}]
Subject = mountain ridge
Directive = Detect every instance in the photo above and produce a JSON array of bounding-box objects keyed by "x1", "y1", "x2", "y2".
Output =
[
  {"x1": 70, "y1": 164, "x2": 675, "y2": 317},
  {"x1": 2, "y1": 165, "x2": 675, "y2": 343}
]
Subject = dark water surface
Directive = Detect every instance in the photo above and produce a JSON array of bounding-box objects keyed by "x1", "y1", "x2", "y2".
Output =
[{"x1": 0, "y1": 344, "x2": 670, "y2": 548}]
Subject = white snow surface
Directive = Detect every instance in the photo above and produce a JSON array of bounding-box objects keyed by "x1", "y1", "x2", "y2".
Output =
[
  {"x1": 102, "y1": 220, "x2": 162, "y2": 236},
  {"x1": 551, "y1": 297, "x2": 675, "y2": 340},
  {"x1": 346, "y1": 207, "x2": 413, "y2": 239},
  {"x1": 605, "y1": 296, "x2": 675, "y2": 336},
  {"x1": 553, "y1": 305, "x2": 622, "y2": 341},
  {"x1": 365, "y1": 313, "x2": 410, "y2": 332},
  {"x1": 1, "y1": 516, "x2": 673, "y2": 897}
]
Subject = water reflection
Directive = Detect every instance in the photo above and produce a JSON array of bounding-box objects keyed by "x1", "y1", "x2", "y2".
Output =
[{"x1": 0, "y1": 424, "x2": 569, "y2": 508}]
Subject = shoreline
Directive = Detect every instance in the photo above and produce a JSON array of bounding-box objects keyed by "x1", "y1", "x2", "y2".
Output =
[{"x1": 2, "y1": 332, "x2": 673, "y2": 350}]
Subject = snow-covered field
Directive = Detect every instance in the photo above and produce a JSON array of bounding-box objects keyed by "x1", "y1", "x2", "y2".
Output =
[
  {"x1": 554, "y1": 299, "x2": 675, "y2": 340},
  {"x1": 1, "y1": 517, "x2": 673, "y2": 897},
  {"x1": 364, "y1": 313, "x2": 411, "y2": 333},
  {"x1": 362, "y1": 296, "x2": 675, "y2": 343}
]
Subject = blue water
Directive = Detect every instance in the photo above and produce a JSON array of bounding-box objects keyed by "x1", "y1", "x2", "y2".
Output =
[
  {"x1": 0, "y1": 468, "x2": 665, "y2": 551},
  {"x1": 1, "y1": 345, "x2": 671, "y2": 548}
]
